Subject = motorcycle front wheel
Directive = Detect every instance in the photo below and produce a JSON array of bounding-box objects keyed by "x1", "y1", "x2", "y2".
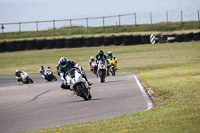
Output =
[
  {"x1": 28, "y1": 77, "x2": 34, "y2": 83},
  {"x1": 100, "y1": 70, "x2": 105, "y2": 83},
  {"x1": 111, "y1": 67, "x2": 115, "y2": 76},
  {"x1": 51, "y1": 74, "x2": 57, "y2": 81},
  {"x1": 75, "y1": 83, "x2": 89, "y2": 101}
]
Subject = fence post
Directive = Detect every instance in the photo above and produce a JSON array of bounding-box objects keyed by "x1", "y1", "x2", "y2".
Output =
[
  {"x1": 86, "y1": 18, "x2": 88, "y2": 28},
  {"x1": 70, "y1": 19, "x2": 72, "y2": 30},
  {"x1": 1, "y1": 24, "x2": 4, "y2": 33},
  {"x1": 53, "y1": 20, "x2": 56, "y2": 30},
  {"x1": 118, "y1": 15, "x2": 121, "y2": 26},
  {"x1": 166, "y1": 12, "x2": 168, "y2": 24},
  {"x1": 181, "y1": 11, "x2": 183, "y2": 24},
  {"x1": 19, "y1": 22, "x2": 21, "y2": 32},
  {"x1": 103, "y1": 17, "x2": 105, "y2": 27},
  {"x1": 150, "y1": 12, "x2": 152, "y2": 24},
  {"x1": 36, "y1": 21, "x2": 38, "y2": 32},
  {"x1": 134, "y1": 13, "x2": 137, "y2": 26},
  {"x1": 198, "y1": 10, "x2": 200, "y2": 23}
]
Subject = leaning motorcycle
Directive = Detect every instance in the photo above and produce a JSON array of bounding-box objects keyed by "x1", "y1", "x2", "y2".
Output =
[
  {"x1": 91, "y1": 61, "x2": 97, "y2": 75},
  {"x1": 43, "y1": 67, "x2": 57, "y2": 81},
  {"x1": 97, "y1": 59, "x2": 107, "y2": 83},
  {"x1": 18, "y1": 72, "x2": 34, "y2": 84},
  {"x1": 64, "y1": 68, "x2": 92, "y2": 101},
  {"x1": 108, "y1": 57, "x2": 117, "y2": 76}
]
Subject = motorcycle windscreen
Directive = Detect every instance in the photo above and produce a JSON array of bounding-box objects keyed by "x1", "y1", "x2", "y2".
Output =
[{"x1": 68, "y1": 69, "x2": 76, "y2": 78}]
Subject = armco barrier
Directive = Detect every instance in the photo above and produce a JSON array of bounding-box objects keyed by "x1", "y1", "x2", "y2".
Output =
[
  {"x1": 193, "y1": 32, "x2": 200, "y2": 41},
  {"x1": 46, "y1": 39, "x2": 56, "y2": 49},
  {"x1": 123, "y1": 35, "x2": 133, "y2": 45},
  {"x1": 36, "y1": 39, "x2": 46, "y2": 50},
  {"x1": 74, "y1": 37, "x2": 84, "y2": 47},
  {"x1": 65, "y1": 38, "x2": 74, "y2": 48},
  {"x1": 26, "y1": 40, "x2": 36, "y2": 50},
  {"x1": 113, "y1": 35, "x2": 123, "y2": 45},
  {"x1": 16, "y1": 41, "x2": 26, "y2": 51},
  {"x1": 132, "y1": 35, "x2": 141, "y2": 45},
  {"x1": 184, "y1": 32, "x2": 193, "y2": 42},
  {"x1": 84, "y1": 37, "x2": 94, "y2": 47},
  {"x1": 104, "y1": 35, "x2": 113, "y2": 46},
  {"x1": 94, "y1": 36, "x2": 104, "y2": 46},
  {"x1": 55, "y1": 38, "x2": 65, "y2": 48},
  {"x1": 141, "y1": 35, "x2": 150, "y2": 44},
  {"x1": 6, "y1": 41, "x2": 16, "y2": 52},
  {"x1": 176, "y1": 34, "x2": 185, "y2": 42},
  {"x1": 0, "y1": 41, "x2": 6, "y2": 52}
]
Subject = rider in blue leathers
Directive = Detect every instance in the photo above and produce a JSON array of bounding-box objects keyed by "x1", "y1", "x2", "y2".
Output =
[{"x1": 58, "y1": 57, "x2": 92, "y2": 89}]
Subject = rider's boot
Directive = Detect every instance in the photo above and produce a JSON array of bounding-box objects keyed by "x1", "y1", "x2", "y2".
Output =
[
  {"x1": 87, "y1": 81, "x2": 93, "y2": 86},
  {"x1": 61, "y1": 83, "x2": 70, "y2": 90}
]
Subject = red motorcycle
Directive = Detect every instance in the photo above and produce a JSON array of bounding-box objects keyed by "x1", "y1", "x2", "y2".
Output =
[{"x1": 91, "y1": 61, "x2": 97, "y2": 75}]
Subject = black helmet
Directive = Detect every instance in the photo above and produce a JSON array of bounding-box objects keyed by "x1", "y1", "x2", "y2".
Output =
[
  {"x1": 41, "y1": 65, "x2": 44, "y2": 70},
  {"x1": 98, "y1": 50, "x2": 104, "y2": 56}
]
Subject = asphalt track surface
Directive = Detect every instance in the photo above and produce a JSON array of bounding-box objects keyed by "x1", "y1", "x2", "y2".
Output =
[{"x1": 0, "y1": 72, "x2": 151, "y2": 133}]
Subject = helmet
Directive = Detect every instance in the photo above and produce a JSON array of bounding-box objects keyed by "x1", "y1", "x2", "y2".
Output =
[
  {"x1": 90, "y1": 56, "x2": 94, "y2": 61},
  {"x1": 59, "y1": 57, "x2": 68, "y2": 67},
  {"x1": 16, "y1": 70, "x2": 19, "y2": 72},
  {"x1": 108, "y1": 51, "x2": 112, "y2": 56},
  {"x1": 98, "y1": 50, "x2": 104, "y2": 56}
]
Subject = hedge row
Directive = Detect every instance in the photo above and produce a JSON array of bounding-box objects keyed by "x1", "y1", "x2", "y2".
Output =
[{"x1": 0, "y1": 32, "x2": 200, "y2": 52}]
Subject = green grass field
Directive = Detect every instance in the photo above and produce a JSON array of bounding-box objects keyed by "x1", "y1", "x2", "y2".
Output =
[{"x1": 0, "y1": 42, "x2": 199, "y2": 132}]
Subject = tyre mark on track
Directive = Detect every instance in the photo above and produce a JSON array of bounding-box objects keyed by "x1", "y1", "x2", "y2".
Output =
[{"x1": 24, "y1": 90, "x2": 51, "y2": 104}]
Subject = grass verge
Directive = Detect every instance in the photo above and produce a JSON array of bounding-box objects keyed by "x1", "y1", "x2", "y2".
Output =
[
  {"x1": 1, "y1": 21, "x2": 200, "y2": 41},
  {"x1": 0, "y1": 42, "x2": 199, "y2": 132}
]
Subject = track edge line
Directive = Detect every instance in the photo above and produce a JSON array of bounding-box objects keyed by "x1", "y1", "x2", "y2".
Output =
[{"x1": 133, "y1": 74, "x2": 155, "y2": 110}]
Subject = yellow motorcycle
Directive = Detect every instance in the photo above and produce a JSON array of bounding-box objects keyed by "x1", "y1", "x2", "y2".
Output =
[{"x1": 108, "y1": 58, "x2": 117, "y2": 76}]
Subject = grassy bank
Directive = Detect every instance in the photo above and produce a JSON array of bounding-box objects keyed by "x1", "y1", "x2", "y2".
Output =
[
  {"x1": 1, "y1": 21, "x2": 200, "y2": 41},
  {"x1": 0, "y1": 42, "x2": 199, "y2": 132}
]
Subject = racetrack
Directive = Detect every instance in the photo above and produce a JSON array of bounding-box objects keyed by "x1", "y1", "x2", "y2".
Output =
[{"x1": 0, "y1": 72, "x2": 152, "y2": 133}]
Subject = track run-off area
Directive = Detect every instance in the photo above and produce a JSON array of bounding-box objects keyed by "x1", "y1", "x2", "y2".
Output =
[{"x1": 0, "y1": 72, "x2": 153, "y2": 133}]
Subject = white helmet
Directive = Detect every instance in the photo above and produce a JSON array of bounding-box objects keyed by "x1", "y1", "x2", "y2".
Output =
[
  {"x1": 59, "y1": 57, "x2": 68, "y2": 66},
  {"x1": 108, "y1": 51, "x2": 112, "y2": 56}
]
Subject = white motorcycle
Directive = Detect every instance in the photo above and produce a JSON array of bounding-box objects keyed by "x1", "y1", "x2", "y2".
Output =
[
  {"x1": 43, "y1": 67, "x2": 57, "y2": 81},
  {"x1": 17, "y1": 72, "x2": 34, "y2": 84},
  {"x1": 97, "y1": 59, "x2": 107, "y2": 83},
  {"x1": 64, "y1": 68, "x2": 92, "y2": 101}
]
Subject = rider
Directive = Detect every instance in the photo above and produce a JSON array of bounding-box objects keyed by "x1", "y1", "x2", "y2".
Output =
[
  {"x1": 58, "y1": 57, "x2": 92, "y2": 90},
  {"x1": 95, "y1": 50, "x2": 107, "y2": 62},
  {"x1": 39, "y1": 65, "x2": 46, "y2": 79},
  {"x1": 89, "y1": 56, "x2": 97, "y2": 73},
  {"x1": 15, "y1": 70, "x2": 24, "y2": 82},
  {"x1": 95, "y1": 50, "x2": 109, "y2": 76},
  {"x1": 107, "y1": 51, "x2": 118, "y2": 66}
]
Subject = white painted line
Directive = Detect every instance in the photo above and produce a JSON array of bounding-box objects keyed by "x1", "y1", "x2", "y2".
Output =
[{"x1": 133, "y1": 74, "x2": 154, "y2": 110}]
